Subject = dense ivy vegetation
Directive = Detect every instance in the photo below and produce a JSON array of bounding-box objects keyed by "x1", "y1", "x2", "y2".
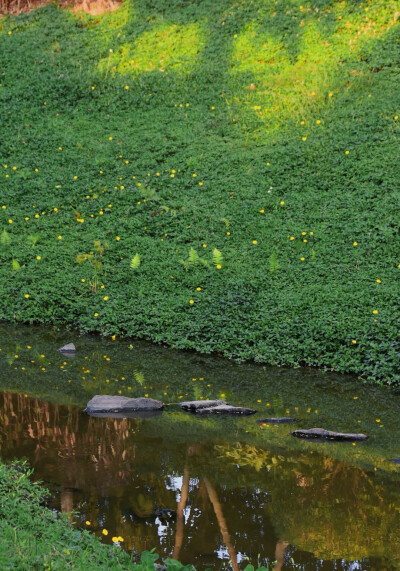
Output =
[{"x1": 0, "y1": 0, "x2": 399, "y2": 384}]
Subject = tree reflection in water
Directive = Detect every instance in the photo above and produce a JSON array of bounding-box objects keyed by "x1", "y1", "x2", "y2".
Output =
[{"x1": 0, "y1": 391, "x2": 399, "y2": 570}]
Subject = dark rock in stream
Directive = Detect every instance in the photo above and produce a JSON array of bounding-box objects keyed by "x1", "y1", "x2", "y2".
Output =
[
  {"x1": 291, "y1": 427, "x2": 368, "y2": 442},
  {"x1": 258, "y1": 417, "x2": 298, "y2": 424},
  {"x1": 179, "y1": 400, "x2": 226, "y2": 411},
  {"x1": 179, "y1": 400, "x2": 256, "y2": 415},
  {"x1": 195, "y1": 404, "x2": 257, "y2": 415},
  {"x1": 85, "y1": 395, "x2": 163, "y2": 415}
]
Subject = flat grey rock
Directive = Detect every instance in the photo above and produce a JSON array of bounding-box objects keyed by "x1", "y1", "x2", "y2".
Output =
[
  {"x1": 258, "y1": 417, "x2": 298, "y2": 424},
  {"x1": 195, "y1": 404, "x2": 256, "y2": 416},
  {"x1": 179, "y1": 400, "x2": 226, "y2": 411},
  {"x1": 291, "y1": 428, "x2": 368, "y2": 441},
  {"x1": 85, "y1": 395, "x2": 163, "y2": 414},
  {"x1": 57, "y1": 343, "x2": 76, "y2": 353}
]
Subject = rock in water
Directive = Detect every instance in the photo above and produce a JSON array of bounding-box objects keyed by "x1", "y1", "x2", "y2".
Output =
[
  {"x1": 195, "y1": 404, "x2": 256, "y2": 415},
  {"x1": 57, "y1": 343, "x2": 76, "y2": 353},
  {"x1": 179, "y1": 400, "x2": 226, "y2": 411},
  {"x1": 85, "y1": 395, "x2": 163, "y2": 414},
  {"x1": 179, "y1": 400, "x2": 255, "y2": 415},
  {"x1": 258, "y1": 417, "x2": 298, "y2": 424},
  {"x1": 87, "y1": 410, "x2": 163, "y2": 419},
  {"x1": 291, "y1": 427, "x2": 368, "y2": 441}
]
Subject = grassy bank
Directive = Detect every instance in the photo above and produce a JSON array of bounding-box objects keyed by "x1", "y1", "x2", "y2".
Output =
[{"x1": 0, "y1": 0, "x2": 399, "y2": 384}]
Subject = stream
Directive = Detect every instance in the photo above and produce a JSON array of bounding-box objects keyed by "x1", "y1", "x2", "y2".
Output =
[{"x1": 0, "y1": 322, "x2": 399, "y2": 570}]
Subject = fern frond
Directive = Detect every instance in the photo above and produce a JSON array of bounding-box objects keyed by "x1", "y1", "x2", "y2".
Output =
[
  {"x1": 188, "y1": 248, "x2": 199, "y2": 267},
  {"x1": 269, "y1": 252, "x2": 279, "y2": 274},
  {"x1": 134, "y1": 370, "x2": 145, "y2": 385},
  {"x1": 0, "y1": 230, "x2": 11, "y2": 247},
  {"x1": 140, "y1": 187, "x2": 161, "y2": 201},
  {"x1": 130, "y1": 253, "x2": 141, "y2": 270},
  {"x1": 212, "y1": 248, "x2": 223, "y2": 267},
  {"x1": 27, "y1": 234, "x2": 40, "y2": 247}
]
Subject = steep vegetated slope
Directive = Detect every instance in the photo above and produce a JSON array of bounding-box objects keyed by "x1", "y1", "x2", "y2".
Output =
[{"x1": 0, "y1": 0, "x2": 399, "y2": 384}]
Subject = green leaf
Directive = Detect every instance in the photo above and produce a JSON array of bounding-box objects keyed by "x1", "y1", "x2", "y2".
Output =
[
  {"x1": 134, "y1": 370, "x2": 145, "y2": 385},
  {"x1": 163, "y1": 558, "x2": 185, "y2": 569},
  {"x1": 212, "y1": 248, "x2": 223, "y2": 267},
  {"x1": 269, "y1": 252, "x2": 279, "y2": 274},
  {"x1": 27, "y1": 233, "x2": 40, "y2": 247},
  {"x1": 188, "y1": 248, "x2": 199, "y2": 266},
  {"x1": 0, "y1": 229, "x2": 11, "y2": 248},
  {"x1": 130, "y1": 253, "x2": 141, "y2": 269},
  {"x1": 12, "y1": 259, "x2": 21, "y2": 271},
  {"x1": 199, "y1": 257, "x2": 209, "y2": 267},
  {"x1": 140, "y1": 550, "x2": 158, "y2": 567}
]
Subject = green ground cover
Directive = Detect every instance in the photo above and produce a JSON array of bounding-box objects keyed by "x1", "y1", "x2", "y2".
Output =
[{"x1": 0, "y1": 0, "x2": 399, "y2": 384}]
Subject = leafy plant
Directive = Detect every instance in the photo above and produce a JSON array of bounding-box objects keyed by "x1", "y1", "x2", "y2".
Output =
[
  {"x1": 0, "y1": 230, "x2": 11, "y2": 248},
  {"x1": 27, "y1": 233, "x2": 40, "y2": 247},
  {"x1": 268, "y1": 252, "x2": 279, "y2": 275},
  {"x1": 179, "y1": 248, "x2": 209, "y2": 270},
  {"x1": 130, "y1": 253, "x2": 141, "y2": 270},
  {"x1": 212, "y1": 248, "x2": 223, "y2": 268}
]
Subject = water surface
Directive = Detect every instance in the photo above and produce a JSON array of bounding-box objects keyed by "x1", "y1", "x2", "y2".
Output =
[{"x1": 0, "y1": 323, "x2": 399, "y2": 570}]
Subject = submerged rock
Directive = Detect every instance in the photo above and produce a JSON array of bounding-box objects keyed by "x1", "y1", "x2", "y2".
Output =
[
  {"x1": 85, "y1": 395, "x2": 163, "y2": 415},
  {"x1": 258, "y1": 417, "x2": 298, "y2": 424},
  {"x1": 195, "y1": 404, "x2": 256, "y2": 415},
  {"x1": 88, "y1": 410, "x2": 163, "y2": 419},
  {"x1": 291, "y1": 428, "x2": 368, "y2": 442},
  {"x1": 179, "y1": 400, "x2": 226, "y2": 411},
  {"x1": 57, "y1": 342, "x2": 76, "y2": 353}
]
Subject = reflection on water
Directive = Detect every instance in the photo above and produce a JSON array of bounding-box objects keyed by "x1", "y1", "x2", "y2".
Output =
[{"x1": 0, "y1": 391, "x2": 399, "y2": 570}]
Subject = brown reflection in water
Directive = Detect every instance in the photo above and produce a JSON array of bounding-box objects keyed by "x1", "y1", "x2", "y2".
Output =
[
  {"x1": 172, "y1": 467, "x2": 189, "y2": 561},
  {"x1": 0, "y1": 392, "x2": 136, "y2": 493},
  {"x1": 274, "y1": 541, "x2": 289, "y2": 571},
  {"x1": 0, "y1": 391, "x2": 399, "y2": 569}
]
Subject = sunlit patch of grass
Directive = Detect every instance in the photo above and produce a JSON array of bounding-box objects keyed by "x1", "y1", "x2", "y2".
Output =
[
  {"x1": 228, "y1": 0, "x2": 399, "y2": 134},
  {"x1": 98, "y1": 22, "x2": 205, "y2": 76}
]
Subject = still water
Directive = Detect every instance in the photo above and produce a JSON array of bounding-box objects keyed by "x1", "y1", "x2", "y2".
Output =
[{"x1": 0, "y1": 323, "x2": 399, "y2": 570}]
